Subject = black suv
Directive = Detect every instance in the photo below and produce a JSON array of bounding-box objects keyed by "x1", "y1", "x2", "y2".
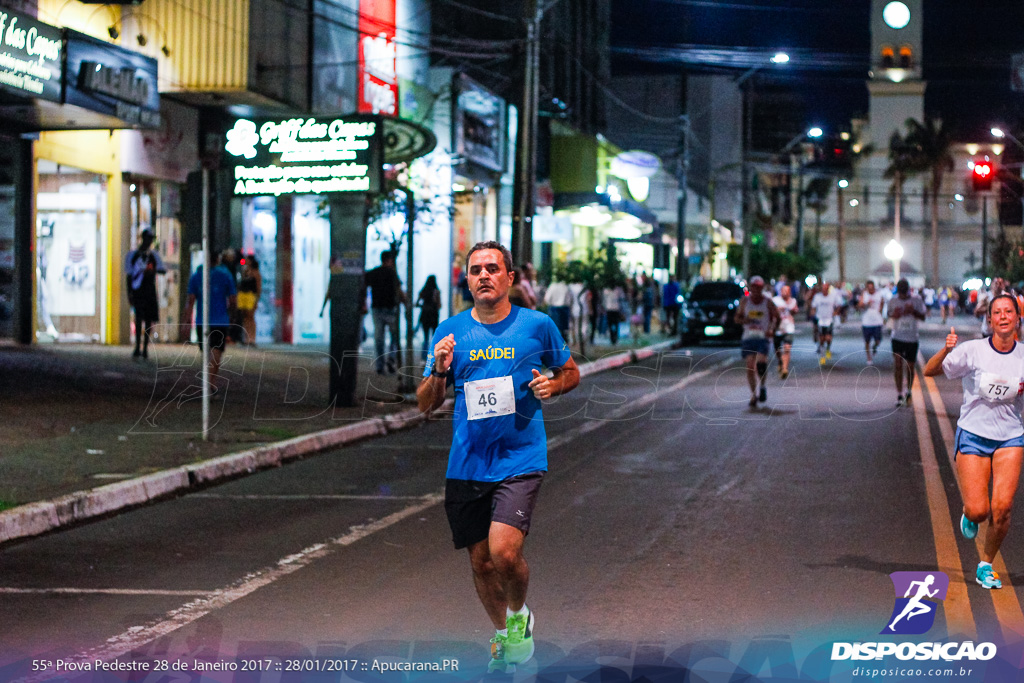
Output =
[{"x1": 681, "y1": 281, "x2": 745, "y2": 344}]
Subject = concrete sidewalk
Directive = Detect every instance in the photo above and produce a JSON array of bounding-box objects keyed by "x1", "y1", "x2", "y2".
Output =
[{"x1": 0, "y1": 334, "x2": 677, "y2": 545}]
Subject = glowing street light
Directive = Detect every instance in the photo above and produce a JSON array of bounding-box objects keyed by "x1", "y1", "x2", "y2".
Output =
[
  {"x1": 808, "y1": 127, "x2": 824, "y2": 139},
  {"x1": 885, "y1": 239, "x2": 904, "y2": 281},
  {"x1": 771, "y1": 52, "x2": 790, "y2": 64},
  {"x1": 838, "y1": 179, "x2": 849, "y2": 189}
]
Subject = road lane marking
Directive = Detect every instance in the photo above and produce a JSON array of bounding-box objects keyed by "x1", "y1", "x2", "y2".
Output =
[
  {"x1": 11, "y1": 493, "x2": 444, "y2": 683},
  {"x1": 189, "y1": 494, "x2": 431, "y2": 501},
  {"x1": 910, "y1": 377, "x2": 978, "y2": 639},
  {"x1": 546, "y1": 356, "x2": 735, "y2": 451},
  {"x1": 922, "y1": 369, "x2": 1024, "y2": 640},
  {"x1": 0, "y1": 588, "x2": 210, "y2": 596},
  {"x1": 15, "y1": 353, "x2": 732, "y2": 679}
]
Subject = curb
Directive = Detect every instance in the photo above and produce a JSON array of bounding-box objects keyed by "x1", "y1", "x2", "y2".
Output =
[{"x1": 0, "y1": 339, "x2": 677, "y2": 546}]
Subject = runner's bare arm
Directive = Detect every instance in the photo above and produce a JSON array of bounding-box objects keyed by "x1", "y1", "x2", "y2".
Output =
[
  {"x1": 529, "y1": 357, "x2": 581, "y2": 400},
  {"x1": 767, "y1": 299, "x2": 781, "y2": 335},
  {"x1": 417, "y1": 333, "x2": 455, "y2": 413},
  {"x1": 924, "y1": 327, "x2": 957, "y2": 377}
]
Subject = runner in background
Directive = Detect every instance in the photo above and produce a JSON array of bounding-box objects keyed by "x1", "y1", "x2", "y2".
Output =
[{"x1": 772, "y1": 285, "x2": 798, "y2": 379}]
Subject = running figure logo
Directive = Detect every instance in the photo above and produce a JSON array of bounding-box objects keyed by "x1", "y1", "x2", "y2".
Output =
[{"x1": 882, "y1": 571, "x2": 949, "y2": 635}]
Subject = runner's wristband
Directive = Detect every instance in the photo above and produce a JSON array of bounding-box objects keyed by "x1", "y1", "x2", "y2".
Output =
[{"x1": 430, "y1": 367, "x2": 448, "y2": 378}]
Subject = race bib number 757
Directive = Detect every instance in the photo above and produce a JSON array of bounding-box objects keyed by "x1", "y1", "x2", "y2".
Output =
[{"x1": 979, "y1": 372, "x2": 1022, "y2": 403}]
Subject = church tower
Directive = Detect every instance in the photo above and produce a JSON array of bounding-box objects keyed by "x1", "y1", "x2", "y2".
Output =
[{"x1": 867, "y1": 0, "x2": 925, "y2": 149}]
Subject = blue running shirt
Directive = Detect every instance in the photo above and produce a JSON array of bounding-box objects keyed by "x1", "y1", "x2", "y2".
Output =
[{"x1": 424, "y1": 306, "x2": 571, "y2": 481}]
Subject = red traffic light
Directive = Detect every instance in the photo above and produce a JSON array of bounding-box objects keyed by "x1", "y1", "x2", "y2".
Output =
[{"x1": 972, "y1": 160, "x2": 994, "y2": 191}]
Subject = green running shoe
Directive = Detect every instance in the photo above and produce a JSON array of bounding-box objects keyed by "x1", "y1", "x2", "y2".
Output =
[
  {"x1": 488, "y1": 632, "x2": 514, "y2": 674},
  {"x1": 977, "y1": 564, "x2": 1002, "y2": 590},
  {"x1": 505, "y1": 608, "x2": 535, "y2": 665},
  {"x1": 960, "y1": 513, "x2": 978, "y2": 540}
]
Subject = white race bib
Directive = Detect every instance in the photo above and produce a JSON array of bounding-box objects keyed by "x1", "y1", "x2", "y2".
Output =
[
  {"x1": 979, "y1": 372, "x2": 1022, "y2": 403},
  {"x1": 465, "y1": 376, "x2": 516, "y2": 420}
]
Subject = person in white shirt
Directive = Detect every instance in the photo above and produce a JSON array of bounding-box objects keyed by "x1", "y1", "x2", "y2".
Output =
[
  {"x1": 889, "y1": 279, "x2": 927, "y2": 406},
  {"x1": 543, "y1": 279, "x2": 571, "y2": 339},
  {"x1": 601, "y1": 283, "x2": 625, "y2": 345},
  {"x1": 771, "y1": 285, "x2": 799, "y2": 379},
  {"x1": 811, "y1": 281, "x2": 841, "y2": 365},
  {"x1": 924, "y1": 294, "x2": 1024, "y2": 590},
  {"x1": 858, "y1": 280, "x2": 886, "y2": 365}
]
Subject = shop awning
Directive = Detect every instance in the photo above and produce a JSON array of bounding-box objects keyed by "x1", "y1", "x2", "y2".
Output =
[{"x1": 553, "y1": 191, "x2": 659, "y2": 228}]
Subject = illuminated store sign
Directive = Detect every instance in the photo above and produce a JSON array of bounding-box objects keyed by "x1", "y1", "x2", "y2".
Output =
[
  {"x1": 225, "y1": 116, "x2": 383, "y2": 196},
  {"x1": 0, "y1": 9, "x2": 62, "y2": 102},
  {"x1": 65, "y1": 30, "x2": 161, "y2": 128},
  {"x1": 358, "y1": 0, "x2": 398, "y2": 115}
]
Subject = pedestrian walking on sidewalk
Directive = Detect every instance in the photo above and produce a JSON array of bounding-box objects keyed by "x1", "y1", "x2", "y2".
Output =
[
  {"x1": 416, "y1": 274, "x2": 442, "y2": 360},
  {"x1": 364, "y1": 250, "x2": 405, "y2": 374},
  {"x1": 417, "y1": 240, "x2": 580, "y2": 673},
  {"x1": 184, "y1": 250, "x2": 237, "y2": 389},
  {"x1": 125, "y1": 229, "x2": 166, "y2": 359}
]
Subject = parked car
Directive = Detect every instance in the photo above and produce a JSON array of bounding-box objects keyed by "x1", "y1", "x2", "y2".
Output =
[{"x1": 680, "y1": 281, "x2": 745, "y2": 344}]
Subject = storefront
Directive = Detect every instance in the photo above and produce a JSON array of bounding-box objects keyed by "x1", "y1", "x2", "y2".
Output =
[
  {"x1": 121, "y1": 99, "x2": 198, "y2": 344},
  {"x1": 0, "y1": 8, "x2": 162, "y2": 345},
  {"x1": 449, "y1": 74, "x2": 508, "y2": 313},
  {"x1": 548, "y1": 126, "x2": 660, "y2": 276},
  {"x1": 225, "y1": 114, "x2": 385, "y2": 345},
  {"x1": 236, "y1": 194, "x2": 330, "y2": 345}
]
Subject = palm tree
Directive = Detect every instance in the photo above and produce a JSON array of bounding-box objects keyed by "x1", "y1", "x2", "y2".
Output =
[
  {"x1": 903, "y1": 117, "x2": 955, "y2": 287},
  {"x1": 829, "y1": 142, "x2": 872, "y2": 283},
  {"x1": 884, "y1": 129, "x2": 921, "y2": 281}
]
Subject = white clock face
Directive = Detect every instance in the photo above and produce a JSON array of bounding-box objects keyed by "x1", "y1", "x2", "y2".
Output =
[{"x1": 883, "y1": 1, "x2": 911, "y2": 29}]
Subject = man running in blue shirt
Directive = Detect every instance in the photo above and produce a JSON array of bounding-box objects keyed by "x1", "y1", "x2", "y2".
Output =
[{"x1": 417, "y1": 241, "x2": 580, "y2": 673}]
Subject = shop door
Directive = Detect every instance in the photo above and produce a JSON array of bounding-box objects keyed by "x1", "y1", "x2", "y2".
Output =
[
  {"x1": 36, "y1": 162, "x2": 107, "y2": 342},
  {"x1": 241, "y1": 196, "x2": 278, "y2": 344},
  {"x1": 291, "y1": 196, "x2": 329, "y2": 344}
]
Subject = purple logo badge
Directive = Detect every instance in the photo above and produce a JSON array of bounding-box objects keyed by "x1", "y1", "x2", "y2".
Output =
[{"x1": 881, "y1": 571, "x2": 949, "y2": 635}]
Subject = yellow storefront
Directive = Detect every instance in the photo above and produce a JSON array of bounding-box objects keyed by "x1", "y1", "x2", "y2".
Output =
[{"x1": 33, "y1": 131, "x2": 123, "y2": 343}]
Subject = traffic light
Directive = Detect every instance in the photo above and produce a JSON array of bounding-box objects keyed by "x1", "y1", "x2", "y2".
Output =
[{"x1": 972, "y1": 160, "x2": 994, "y2": 192}]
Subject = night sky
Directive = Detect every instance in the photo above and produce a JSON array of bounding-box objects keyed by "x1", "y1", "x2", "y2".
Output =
[{"x1": 611, "y1": 0, "x2": 1024, "y2": 143}]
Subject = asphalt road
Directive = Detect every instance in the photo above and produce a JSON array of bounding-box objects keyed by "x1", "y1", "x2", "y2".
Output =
[{"x1": 2, "y1": 315, "x2": 1023, "y2": 682}]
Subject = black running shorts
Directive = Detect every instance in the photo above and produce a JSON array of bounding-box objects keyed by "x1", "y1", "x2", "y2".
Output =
[
  {"x1": 891, "y1": 339, "x2": 919, "y2": 363},
  {"x1": 444, "y1": 471, "x2": 545, "y2": 549}
]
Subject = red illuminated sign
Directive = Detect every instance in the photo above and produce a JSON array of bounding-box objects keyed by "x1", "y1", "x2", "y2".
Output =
[{"x1": 358, "y1": 0, "x2": 398, "y2": 116}]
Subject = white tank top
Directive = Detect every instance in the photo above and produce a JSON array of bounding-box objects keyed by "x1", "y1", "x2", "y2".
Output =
[{"x1": 742, "y1": 297, "x2": 771, "y2": 340}]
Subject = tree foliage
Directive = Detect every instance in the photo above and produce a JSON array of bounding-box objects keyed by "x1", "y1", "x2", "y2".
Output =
[{"x1": 726, "y1": 241, "x2": 830, "y2": 283}]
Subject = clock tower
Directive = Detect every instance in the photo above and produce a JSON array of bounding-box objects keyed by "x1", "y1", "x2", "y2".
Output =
[{"x1": 867, "y1": 0, "x2": 925, "y2": 149}]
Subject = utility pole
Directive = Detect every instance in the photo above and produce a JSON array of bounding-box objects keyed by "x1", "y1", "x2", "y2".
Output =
[
  {"x1": 399, "y1": 190, "x2": 416, "y2": 395},
  {"x1": 795, "y1": 160, "x2": 805, "y2": 255},
  {"x1": 836, "y1": 184, "x2": 846, "y2": 283},
  {"x1": 675, "y1": 114, "x2": 690, "y2": 284},
  {"x1": 741, "y1": 81, "x2": 754, "y2": 279},
  {"x1": 512, "y1": 0, "x2": 540, "y2": 266},
  {"x1": 982, "y1": 193, "x2": 988, "y2": 278}
]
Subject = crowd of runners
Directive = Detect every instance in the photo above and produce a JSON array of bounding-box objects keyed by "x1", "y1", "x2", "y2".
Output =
[{"x1": 413, "y1": 245, "x2": 1024, "y2": 671}]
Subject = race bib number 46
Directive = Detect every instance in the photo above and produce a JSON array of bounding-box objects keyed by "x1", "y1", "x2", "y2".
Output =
[{"x1": 465, "y1": 376, "x2": 516, "y2": 420}]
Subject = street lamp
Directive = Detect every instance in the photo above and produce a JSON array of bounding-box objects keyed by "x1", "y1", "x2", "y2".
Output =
[
  {"x1": 884, "y1": 238, "x2": 904, "y2": 282},
  {"x1": 739, "y1": 51, "x2": 790, "y2": 279},
  {"x1": 991, "y1": 126, "x2": 1024, "y2": 241},
  {"x1": 787, "y1": 126, "x2": 824, "y2": 255}
]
